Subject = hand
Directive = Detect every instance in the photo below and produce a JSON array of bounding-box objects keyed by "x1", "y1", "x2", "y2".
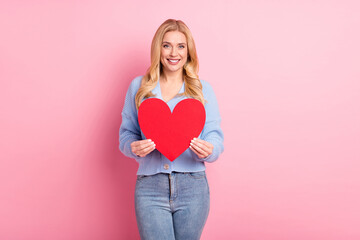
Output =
[
  {"x1": 189, "y1": 138, "x2": 214, "y2": 159},
  {"x1": 131, "y1": 139, "x2": 156, "y2": 157}
]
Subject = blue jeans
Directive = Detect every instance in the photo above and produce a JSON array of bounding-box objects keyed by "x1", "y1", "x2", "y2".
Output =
[{"x1": 135, "y1": 171, "x2": 210, "y2": 240}]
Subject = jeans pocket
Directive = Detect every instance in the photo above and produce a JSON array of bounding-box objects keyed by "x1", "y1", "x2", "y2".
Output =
[
  {"x1": 188, "y1": 171, "x2": 206, "y2": 179},
  {"x1": 136, "y1": 175, "x2": 148, "y2": 181}
]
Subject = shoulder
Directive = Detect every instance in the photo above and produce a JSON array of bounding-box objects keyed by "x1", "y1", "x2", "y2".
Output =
[
  {"x1": 200, "y1": 79, "x2": 211, "y2": 88},
  {"x1": 199, "y1": 79, "x2": 216, "y2": 98},
  {"x1": 122, "y1": 76, "x2": 143, "y2": 114},
  {"x1": 125, "y1": 75, "x2": 143, "y2": 97},
  {"x1": 198, "y1": 80, "x2": 221, "y2": 119},
  {"x1": 129, "y1": 75, "x2": 143, "y2": 91}
]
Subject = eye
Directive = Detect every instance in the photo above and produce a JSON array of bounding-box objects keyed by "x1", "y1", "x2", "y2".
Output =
[
  {"x1": 163, "y1": 44, "x2": 170, "y2": 48},
  {"x1": 178, "y1": 45, "x2": 185, "y2": 49}
]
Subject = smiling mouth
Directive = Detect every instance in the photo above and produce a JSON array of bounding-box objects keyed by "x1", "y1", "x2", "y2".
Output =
[{"x1": 167, "y1": 59, "x2": 180, "y2": 63}]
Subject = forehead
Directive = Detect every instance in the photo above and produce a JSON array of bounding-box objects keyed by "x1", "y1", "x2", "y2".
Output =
[{"x1": 162, "y1": 31, "x2": 187, "y2": 43}]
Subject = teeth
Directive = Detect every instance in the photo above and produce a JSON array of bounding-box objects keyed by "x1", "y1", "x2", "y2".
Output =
[{"x1": 169, "y1": 59, "x2": 179, "y2": 63}]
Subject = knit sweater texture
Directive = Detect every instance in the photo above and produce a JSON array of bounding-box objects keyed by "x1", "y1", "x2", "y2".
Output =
[{"x1": 119, "y1": 76, "x2": 224, "y2": 175}]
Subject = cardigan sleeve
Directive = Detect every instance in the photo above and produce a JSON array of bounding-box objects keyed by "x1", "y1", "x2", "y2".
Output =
[
  {"x1": 191, "y1": 80, "x2": 224, "y2": 163},
  {"x1": 119, "y1": 76, "x2": 143, "y2": 162}
]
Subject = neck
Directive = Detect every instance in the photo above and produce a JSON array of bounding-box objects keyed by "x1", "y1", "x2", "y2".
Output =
[{"x1": 160, "y1": 69, "x2": 184, "y2": 83}]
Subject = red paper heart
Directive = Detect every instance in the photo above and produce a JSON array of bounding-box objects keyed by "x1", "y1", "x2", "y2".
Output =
[{"x1": 138, "y1": 98, "x2": 206, "y2": 161}]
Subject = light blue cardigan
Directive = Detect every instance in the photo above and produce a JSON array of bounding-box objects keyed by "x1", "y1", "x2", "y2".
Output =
[{"x1": 119, "y1": 76, "x2": 224, "y2": 175}]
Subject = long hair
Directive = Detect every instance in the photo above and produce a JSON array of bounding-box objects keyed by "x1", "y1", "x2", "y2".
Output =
[{"x1": 135, "y1": 19, "x2": 205, "y2": 109}]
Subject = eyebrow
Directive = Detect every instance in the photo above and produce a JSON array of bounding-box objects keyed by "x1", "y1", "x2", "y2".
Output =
[{"x1": 162, "y1": 41, "x2": 186, "y2": 45}]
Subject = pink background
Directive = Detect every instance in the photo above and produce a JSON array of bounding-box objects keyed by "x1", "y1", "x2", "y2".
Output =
[{"x1": 1, "y1": 1, "x2": 359, "y2": 239}]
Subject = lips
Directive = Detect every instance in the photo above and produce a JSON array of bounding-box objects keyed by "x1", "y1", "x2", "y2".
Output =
[{"x1": 167, "y1": 58, "x2": 180, "y2": 64}]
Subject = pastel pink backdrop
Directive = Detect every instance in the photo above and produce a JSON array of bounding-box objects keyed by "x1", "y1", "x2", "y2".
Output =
[{"x1": 1, "y1": 1, "x2": 359, "y2": 240}]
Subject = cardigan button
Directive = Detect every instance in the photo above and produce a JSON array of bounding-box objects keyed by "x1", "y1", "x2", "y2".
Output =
[{"x1": 163, "y1": 164, "x2": 169, "y2": 170}]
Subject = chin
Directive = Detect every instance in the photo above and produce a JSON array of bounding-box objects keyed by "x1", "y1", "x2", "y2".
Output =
[{"x1": 169, "y1": 67, "x2": 182, "y2": 72}]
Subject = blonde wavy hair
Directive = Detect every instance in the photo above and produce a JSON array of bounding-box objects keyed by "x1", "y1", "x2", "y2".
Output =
[{"x1": 135, "y1": 19, "x2": 205, "y2": 109}]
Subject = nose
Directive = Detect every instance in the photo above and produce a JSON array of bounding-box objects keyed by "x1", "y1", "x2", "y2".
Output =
[{"x1": 170, "y1": 46, "x2": 177, "y2": 56}]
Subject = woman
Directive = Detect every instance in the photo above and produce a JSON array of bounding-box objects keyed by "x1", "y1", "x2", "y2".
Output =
[{"x1": 119, "y1": 19, "x2": 224, "y2": 240}]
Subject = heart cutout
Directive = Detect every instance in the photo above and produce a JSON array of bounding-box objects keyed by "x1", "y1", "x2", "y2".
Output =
[{"x1": 138, "y1": 98, "x2": 206, "y2": 161}]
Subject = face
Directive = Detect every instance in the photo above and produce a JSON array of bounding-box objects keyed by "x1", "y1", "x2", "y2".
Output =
[{"x1": 160, "y1": 31, "x2": 188, "y2": 74}]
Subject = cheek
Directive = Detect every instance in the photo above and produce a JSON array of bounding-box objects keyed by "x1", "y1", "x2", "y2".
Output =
[
  {"x1": 161, "y1": 48, "x2": 168, "y2": 56},
  {"x1": 160, "y1": 52, "x2": 167, "y2": 63},
  {"x1": 181, "y1": 49, "x2": 188, "y2": 57},
  {"x1": 181, "y1": 51, "x2": 188, "y2": 61}
]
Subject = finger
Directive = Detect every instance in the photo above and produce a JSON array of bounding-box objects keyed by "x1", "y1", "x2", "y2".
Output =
[
  {"x1": 135, "y1": 142, "x2": 155, "y2": 156},
  {"x1": 190, "y1": 139, "x2": 212, "y2": 156},
  {"x1": 132, "y1": 139, "x2": 154, "y2": 151},
  {"x1": 190, "y1": 141, "x2": 209, "y2": 157},
  {"x1": 193, "y1": 138, "x2": 213, "y2": 156},
  {"x1": 138, "y1": 141, "x2": 155, "y2": 151},
  {"x1": 138, "y1": 143, "x2": 156, "y2": 157},
  {"x1": 131, "y1": 139, "x2": 153, "y2": 155},
  {"x1": 131, "y1": 139, "x2": 153, "y2": 147},
  {"x1": 193, "y1": 138, "x2": 213, "y2": 149},
  {"x1": 189, "y1": 145, "x2": 207, "y2": 158}
]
